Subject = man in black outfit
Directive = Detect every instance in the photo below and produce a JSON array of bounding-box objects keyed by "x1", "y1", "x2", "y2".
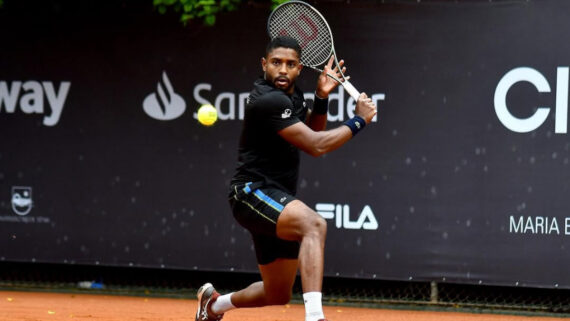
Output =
[{"x1": 195, "y1": 36, "x2": 377, "y2": 321}]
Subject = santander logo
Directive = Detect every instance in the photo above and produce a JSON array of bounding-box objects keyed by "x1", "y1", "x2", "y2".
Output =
[{"x1": 143, "y1": 71, "x2": 186, "y2": 120}]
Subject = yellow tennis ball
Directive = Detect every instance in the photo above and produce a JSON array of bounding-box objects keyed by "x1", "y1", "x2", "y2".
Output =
[{"x1": 197, "y1": 104, "x2": 218, "y2": 126}]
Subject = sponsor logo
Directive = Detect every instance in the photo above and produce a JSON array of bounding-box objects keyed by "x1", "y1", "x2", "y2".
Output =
[
  {"x1": 11, "y1": 186, "x2": 33, "y2": 216},
  {"x1": 0, "y1": 80, "x2": 71, "y2": 126},
  {"x1": 509, "y1": 215, "x2": 570, "y2": 235},
  {"x1": 143, "y1": 71, "x2": 186, "y2": 120},
  {"x1": 277, "y1": 13, "x2": 318, "y2": 47},
  {"x1": 193, "y1": 84, "x2": 384, "y2": 122},
  {"x1": 0, "y1": 186, "x2": 50, "y2": 224},
  {"x1": 142, "y1": 74, "x2": 385, "y2": 123},
  {"x1": 315, "y1": 203, "x2": 378, "y2": 230},
  {"x1": 495, "y1": 67, "x2": 569, "y2": 133},
  {"x1": 281, "y1": 108, "x2": 292, "y2": 119}
]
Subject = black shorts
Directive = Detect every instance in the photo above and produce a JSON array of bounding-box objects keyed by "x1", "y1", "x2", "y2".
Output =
[{"x1": 228, "y1": 182, "x2": 300, "y2": 265}]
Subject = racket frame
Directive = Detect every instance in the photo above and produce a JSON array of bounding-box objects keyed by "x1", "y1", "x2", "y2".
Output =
[{"x1": 267, "y1": 0, "x2": 361, "y2": 100}]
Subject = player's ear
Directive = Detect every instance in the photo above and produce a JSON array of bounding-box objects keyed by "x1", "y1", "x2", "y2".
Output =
[
  {"x1": 297, "y1": 63, "x2": 303, "y2": 72},
  {"x1": 261, "y1": 57, "x2": 267, "y2": 72}
]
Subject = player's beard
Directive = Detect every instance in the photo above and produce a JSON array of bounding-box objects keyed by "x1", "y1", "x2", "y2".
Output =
[{"x1": 273, "y1": 76, "x2": 294, "y2": 93}]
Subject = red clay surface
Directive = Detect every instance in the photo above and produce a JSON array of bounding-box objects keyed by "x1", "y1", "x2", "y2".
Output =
[{"x1": 1, "y1": 290, "x2": 565, "y2": 321}]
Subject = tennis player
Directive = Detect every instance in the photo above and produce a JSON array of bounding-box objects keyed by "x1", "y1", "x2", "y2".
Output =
[{"x1": 195, "y1": 36, "x2": 377, "y2": 321}]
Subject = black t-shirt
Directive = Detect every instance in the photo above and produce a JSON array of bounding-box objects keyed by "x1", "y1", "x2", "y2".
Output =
[{"x1": 230, "y1": 78, "x2": 308, "y2": 195}]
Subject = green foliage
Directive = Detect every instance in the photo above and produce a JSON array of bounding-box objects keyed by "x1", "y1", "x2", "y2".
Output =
[
  {"x1": 271, "y1": 0, "x2": 288, "y2": 9},
  {"x1": 153, "y1": 0, "x2": 238, "y2": 26},
  {"x1": 154, "y1": 0, "x2": 290, "y2": 26},
  {"x1": 0, "y1": 0, "x2": 289, "y2": 21}
]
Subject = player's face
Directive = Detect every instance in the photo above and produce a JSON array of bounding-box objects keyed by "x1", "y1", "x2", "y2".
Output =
[{"x1": 262, "y1": 47, "x2": 303, "y2": 94}]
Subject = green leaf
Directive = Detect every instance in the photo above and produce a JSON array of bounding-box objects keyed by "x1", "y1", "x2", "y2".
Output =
[
  {"x1": 271, "y1": 0, "x2": 287, "y2": 9},
  {"x1": 152, "y1": 0, "x2": 241, "y2": 26},
  {"x1": 181, "y1": 13, "x2": 194, "y2": 22},
  {"x1": 204, "y1": 14, "x2": 216, "y2": 26}
]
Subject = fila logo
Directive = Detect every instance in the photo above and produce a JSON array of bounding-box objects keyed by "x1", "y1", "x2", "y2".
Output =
[
  {"x1": 315, "y1": 203, "x2": 378, "y2": 230},
  {"x1": 281, "y1": 108, "x2": 292, "y2": 119}
]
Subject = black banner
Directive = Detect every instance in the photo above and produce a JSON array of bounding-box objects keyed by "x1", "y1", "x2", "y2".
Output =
[{"x1": 1, "y1": 1, "x2": 569, "y2": 289}]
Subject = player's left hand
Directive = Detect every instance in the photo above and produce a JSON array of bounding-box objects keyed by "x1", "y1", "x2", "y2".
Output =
[{"x1": 315, "y1": 55, "x2": 348, "y2": 98}]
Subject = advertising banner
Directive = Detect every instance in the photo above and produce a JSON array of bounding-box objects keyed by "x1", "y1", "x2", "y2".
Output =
[{"x1": 1, "y1": 1, "x2": 569, "y2": 289}]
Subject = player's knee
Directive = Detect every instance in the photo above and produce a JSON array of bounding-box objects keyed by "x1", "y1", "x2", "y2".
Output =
[
  {"x1": 315, "y1": 215, "x2": 327, "y2": 236},
  {"x1": 304, "y1": 213, "x2": 327, "y2": 239}
]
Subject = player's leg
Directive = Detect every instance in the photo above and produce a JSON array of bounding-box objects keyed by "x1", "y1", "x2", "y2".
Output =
[
  {"x1": 203, "y1": 184, "x2": 301, "y2": 316},
  {"x1": 275, "y1": 199, "x2": 327, "y2": 321},
  {"x1": 228, "y1": 220, "x2": 301, "y2": 308},
  {"x1": 276, "y1": 200, "x2": 326, "y2": 293},
  {"x1": 200, "y1": 184, "x2": 325, "y2": 321},
  {"x1": 229, "y1": 258, "x2": 298, "y2": 307}
]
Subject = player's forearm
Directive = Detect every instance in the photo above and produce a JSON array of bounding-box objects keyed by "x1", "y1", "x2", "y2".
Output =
[
  {"x1": 307, "y1": 94, "x2": 329, "y2": 131},
  {"x1": 307, "y1": 113, "x2": 327, "y2": 131},
  {"x1": 308, "y1": 125, "x2": 353, "y2": 157},
  {"x1": 280, "y1": 114, "x2": 366, "y2": 157}
]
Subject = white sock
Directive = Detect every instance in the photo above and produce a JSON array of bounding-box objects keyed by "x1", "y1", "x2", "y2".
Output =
[
  {"x1": 303, "y1": 292, "x2": 325, "y2": 321},
  {"x1": 211, "y1": 293, "x2": 236, "y2": 315}
]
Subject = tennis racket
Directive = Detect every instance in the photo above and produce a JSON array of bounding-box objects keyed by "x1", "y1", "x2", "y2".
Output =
[{"x1": 267, "y1": 0, "x2": 361, "y2": 101}]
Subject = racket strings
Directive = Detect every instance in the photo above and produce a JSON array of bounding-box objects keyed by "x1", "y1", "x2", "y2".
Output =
[{"x1": 268, "y1": 3, "x2": 333, "y2": 67}]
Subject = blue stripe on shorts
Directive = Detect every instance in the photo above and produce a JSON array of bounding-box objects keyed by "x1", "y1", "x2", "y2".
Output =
[{"x1": 253, "y1": 189, "x2": 285, "y2": 212}]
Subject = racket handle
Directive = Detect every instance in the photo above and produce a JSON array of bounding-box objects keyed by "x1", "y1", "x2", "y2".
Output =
[{"x1": 341, "y1": 80, "x2": 360, "y2": 101}]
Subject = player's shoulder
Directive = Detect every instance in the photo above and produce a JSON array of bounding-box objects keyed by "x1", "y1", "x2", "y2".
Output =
[
  {"x1": 257, "y1": 90, "x2": 291, "y2": 106},
  {"x1": 248, "y1": 78, "x2": 292, "y2": 109}
]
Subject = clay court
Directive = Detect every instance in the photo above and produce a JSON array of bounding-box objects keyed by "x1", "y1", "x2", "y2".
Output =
[{"x1": 1, "y1": 290, "x2": 567, "y2": 321}]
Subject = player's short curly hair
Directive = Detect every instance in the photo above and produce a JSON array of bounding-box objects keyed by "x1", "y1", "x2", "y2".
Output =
[{"x1": 266, "y1": 36, "x2": 302, "y2": 58}]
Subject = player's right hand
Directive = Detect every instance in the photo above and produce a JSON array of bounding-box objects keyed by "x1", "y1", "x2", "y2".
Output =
[{"x1": 355, "y1": 92, "x2": 377, "y2": 124}]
